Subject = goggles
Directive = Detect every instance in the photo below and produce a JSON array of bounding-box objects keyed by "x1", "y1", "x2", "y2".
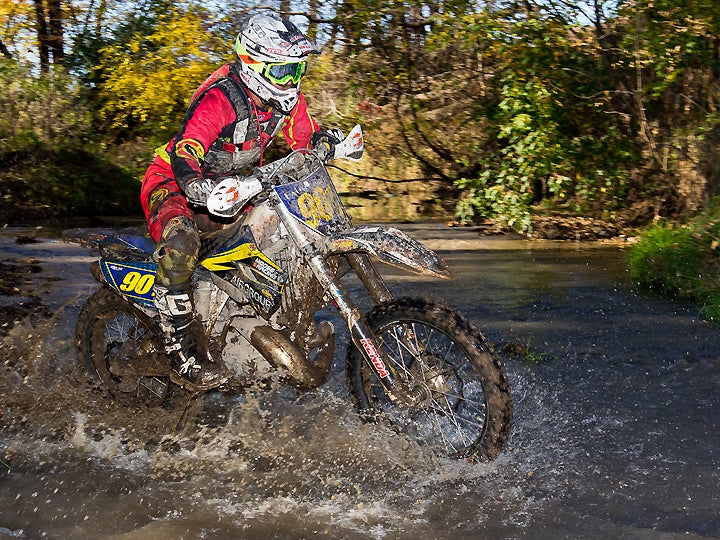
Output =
[{"x1": 259, "y1": 61, "x2": 307, "y2": 86}]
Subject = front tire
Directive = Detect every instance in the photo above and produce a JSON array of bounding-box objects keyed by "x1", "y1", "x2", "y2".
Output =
[
  {"x1": 75, "y1": 287, "x2": 173, "y2": 406},
  {"x1": 347, "y1": 298, "x2": 512, "y2": 461}
]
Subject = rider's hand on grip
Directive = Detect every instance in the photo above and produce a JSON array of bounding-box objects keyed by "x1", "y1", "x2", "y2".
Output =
[
  {"x1": 184, "y1": 177, "x2": 216, "y2": 206},
  {"x1": 311, "y1": 128, "x2": 345, "y2": 162},
  {"x1": 247, "y1": 167, "x2": 273, "y2": 191},
  {"x1": 206, "y1": 176, "x2": 263, "y2": 218}
]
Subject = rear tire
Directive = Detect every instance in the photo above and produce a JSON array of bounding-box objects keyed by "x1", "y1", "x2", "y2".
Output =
[
  {"x1": 347, "y1": 298, "x2": 512, "y2": 461},
  {"x1": 75, "y1": 287, "x2": 174, "y2": 406}
]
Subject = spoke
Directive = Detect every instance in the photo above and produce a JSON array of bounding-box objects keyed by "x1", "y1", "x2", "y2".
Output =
[
  {"x1": 428, "y1": 387, "x2": 485, "y2": 411},
  {"x1": 415, "y1": 405, "x2": 466, "y2": 453},
  {"x1": 107, "y1": 314, "x2": 135, "y2": 343},
  {"x1": 425, "y1": 386, "x2": 479, "y2": 444},
  {"x1": 427, "y1": 400, "x2": 486, "y2": 431},
  {"x1": 355, "y1": 295, "x2": 515, "y2": 461},
  {"x1": 387, "y1": 325, "x2": 418, "y2": 367},
  {"x1": 86, "y1": 293, "x2": 171, "y2": 407},
  {"x1": 383, "y1": 330, "x2": 415, "y2": 377},
  {"x1": 411, "y1": 323, "x2": 427, "y2": 356},
  {"x1": 440, "y1": 338, "x2": 457, "y2": 365},
  {"x1": 362, "y1": 314, "x2": 495, "y2": 457},
  {"x1": 414, "y1": 325, "x2": 435, "y2": 378}
]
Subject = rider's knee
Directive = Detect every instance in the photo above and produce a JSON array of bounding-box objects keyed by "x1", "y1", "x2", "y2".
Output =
[{"x1": 155, "y1": 217, "x2": 200, "y2": 287}]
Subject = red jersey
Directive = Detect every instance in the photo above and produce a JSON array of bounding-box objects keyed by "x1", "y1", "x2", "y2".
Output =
[{"x1": 145, "y1": 63, "x2": 319, "y2": 194}]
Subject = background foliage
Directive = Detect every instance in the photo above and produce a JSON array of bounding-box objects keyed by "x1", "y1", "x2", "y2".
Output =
[
  {"x1": 627, "y1": 198, "x2": 720, "y2": 324},
  {"x1": 0, "y1": 0, "x2": 719, "y2": 230}
]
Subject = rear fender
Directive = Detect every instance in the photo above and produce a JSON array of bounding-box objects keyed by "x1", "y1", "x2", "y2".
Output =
[
  {"x1": 63, "y1": 227, "x2": 156, "y2": 259},
  {"x1": 328, "y1": 226, "x2": 450, "y2": 279}
]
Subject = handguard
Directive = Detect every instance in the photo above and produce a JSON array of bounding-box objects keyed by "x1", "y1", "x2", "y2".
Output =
[
  {"x1": 206, "y1": 177, "x2": 263, "y2": 218},
  {"x1": 332, "y1": 124, "x2": 364, "y2": 161}
]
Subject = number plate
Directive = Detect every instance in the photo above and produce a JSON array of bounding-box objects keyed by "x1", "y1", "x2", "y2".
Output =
[{"x1": 274, "y1": 169, "x2": 349, "y2": 234}]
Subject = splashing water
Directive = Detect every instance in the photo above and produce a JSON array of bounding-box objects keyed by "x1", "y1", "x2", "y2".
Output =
[{"x1": 1, "y1": 228, "x2": 718, "y2": 538}]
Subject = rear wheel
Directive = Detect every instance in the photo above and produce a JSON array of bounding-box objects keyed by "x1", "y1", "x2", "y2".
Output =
[
  {"x1": 75, "y1": 287, "x2": 174, "y2": 406},
  {"x1": 347, "y1": 298, "x2": 512, "y2": 461}
]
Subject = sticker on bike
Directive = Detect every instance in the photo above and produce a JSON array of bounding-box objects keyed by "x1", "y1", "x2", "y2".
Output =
[
  {"x1": 99, "y1": 260, "x2": 158, "y2": 307},
  {"x1": 360, "y1": 338, "x2": 390, "y2": 378}
]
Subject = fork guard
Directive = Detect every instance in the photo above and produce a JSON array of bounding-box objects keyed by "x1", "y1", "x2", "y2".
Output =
[{"x1": 328, "y1": 225, "x2": 451, "y2": 279}]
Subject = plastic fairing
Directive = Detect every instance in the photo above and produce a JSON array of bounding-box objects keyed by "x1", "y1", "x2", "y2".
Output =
[{"x1": 328, "y1": 225, "x2": 451, "y2": 279}]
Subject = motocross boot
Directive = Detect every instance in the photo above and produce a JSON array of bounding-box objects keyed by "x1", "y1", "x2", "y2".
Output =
[{"x1": 153, "y1": 283, "x2": 225, "y2": 387}]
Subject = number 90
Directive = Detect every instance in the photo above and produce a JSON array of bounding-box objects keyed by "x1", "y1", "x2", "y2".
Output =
[{"x1": 119, "y1": 271, "x2": 154, "y2": 295}]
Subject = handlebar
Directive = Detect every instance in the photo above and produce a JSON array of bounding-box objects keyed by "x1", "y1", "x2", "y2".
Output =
[{"x1": 206, "y1": 125, "x2": 364, "y2": 218}]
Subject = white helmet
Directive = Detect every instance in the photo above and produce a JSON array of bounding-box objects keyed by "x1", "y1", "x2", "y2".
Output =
[{"x1": 234, "y1": 14, "x2": 319, "y2": 114}]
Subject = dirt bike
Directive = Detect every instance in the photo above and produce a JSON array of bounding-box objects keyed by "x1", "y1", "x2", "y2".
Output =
[{"x1": 69, "y1": 126, "x2": 512, "y2": 461}]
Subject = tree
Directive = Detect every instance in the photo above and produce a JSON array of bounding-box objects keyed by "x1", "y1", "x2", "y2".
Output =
[
  {"x1": 32, "y1": 0, "x2": 64, "y2": 73},
  {"x1": 442, "y1": 12, "x2": 636, "y2": 230},
  {"x1": 612, "y1": 0, "x2": 720, "y2": 215},
  {"x1": 94, "y1": 2, "x2": 226, "y2": 141},
  {"x1": 1, "y1": 0, "x2": 64, "y2": 72},
  {"x1": 0, "y1": 38, "x2": 12, "y2": 60}
]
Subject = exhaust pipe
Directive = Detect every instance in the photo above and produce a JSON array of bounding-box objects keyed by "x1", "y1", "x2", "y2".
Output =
[{"x1": 250, "y1": 322, "x2": 335, "y2": 389}]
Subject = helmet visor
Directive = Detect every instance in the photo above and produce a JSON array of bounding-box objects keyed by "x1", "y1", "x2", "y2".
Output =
[{"x1": 263, "y1": 62, "x2": 307, "y2": 85}]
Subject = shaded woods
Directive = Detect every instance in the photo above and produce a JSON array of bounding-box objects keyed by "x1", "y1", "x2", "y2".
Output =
[{"x1": 0, "y1": 0, "x2": 719, "y2": 232}]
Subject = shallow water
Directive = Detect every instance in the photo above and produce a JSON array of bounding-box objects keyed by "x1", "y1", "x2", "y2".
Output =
[{"x1": 1, "y1": 225, "x2": 718, "y2": 539}]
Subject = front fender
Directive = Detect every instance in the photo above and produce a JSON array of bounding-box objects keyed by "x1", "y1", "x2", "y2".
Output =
[{"x1": 328, "y1": 225, "x2": 451, "y2": 279}]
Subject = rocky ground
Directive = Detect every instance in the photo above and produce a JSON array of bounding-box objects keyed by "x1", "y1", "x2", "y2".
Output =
[{"x1": 446, "y1": 214, "x2": 643, "y2": 243}]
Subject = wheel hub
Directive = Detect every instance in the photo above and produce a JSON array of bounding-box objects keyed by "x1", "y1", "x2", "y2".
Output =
[{"x1": 408, "y1": 364, "x2": 455, "y2": 408}]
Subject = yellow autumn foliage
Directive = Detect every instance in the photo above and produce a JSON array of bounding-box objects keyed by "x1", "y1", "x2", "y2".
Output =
[{"x1": 98, "y1": 6, "x2": 227, "y2": 133}]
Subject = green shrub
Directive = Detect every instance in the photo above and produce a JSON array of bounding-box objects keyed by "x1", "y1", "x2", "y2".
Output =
[
  {"x1": 627, "y1": 223, "x2": 702, "y2": 296},
  {"x1": 627, "y1": 201, "x2": 720, "y2": 323},
  {"x1": 0, "y1": 62, "x2": 140, "y2": 223},
  {"x1": 0, "y1": 63, "x2": 94, "y2": 150}
]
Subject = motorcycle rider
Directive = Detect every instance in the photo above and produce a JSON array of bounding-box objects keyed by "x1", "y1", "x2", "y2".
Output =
[{"x1": 140, "y1": 14, "x2": 343, "y2": 385}]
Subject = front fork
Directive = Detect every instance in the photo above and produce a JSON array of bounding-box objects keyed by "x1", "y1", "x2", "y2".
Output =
[
  {"x1": 305, "y1": 253, "x2": 419, "y2": 405},
  {"x1": 274, "y1": 201, "x2": 418, "y2": 406}
]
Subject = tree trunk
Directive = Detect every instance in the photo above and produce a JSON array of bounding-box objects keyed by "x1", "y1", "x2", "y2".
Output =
[
  {"x1": 32, "y1": 0, "x2": 64, "y2": 73},
  {"x1": 47, "y1": 0, "x2": 65, "y2": 66},
  {"x1": 307, "y1": 0, "x2": 319, "y2": 41},
  {"x1": 33, "y1": 0, "x2": 50, "y2": 75},
  {"x1": 0, "y1": 39, "x2": 12, "y2": 60}
]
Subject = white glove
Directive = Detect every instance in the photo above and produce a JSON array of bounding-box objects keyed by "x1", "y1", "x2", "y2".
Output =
[{"x1": 184, "y1": 178, "x2": 216, "y2": 206}]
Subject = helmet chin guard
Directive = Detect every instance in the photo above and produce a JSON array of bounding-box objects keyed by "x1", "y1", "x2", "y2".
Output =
[
  {"x1": 235, "y1": 63, "x2": 300, "y2": 114},
  {"x1": 234, "y1": 14, "x2": 318, "y2": 114}
]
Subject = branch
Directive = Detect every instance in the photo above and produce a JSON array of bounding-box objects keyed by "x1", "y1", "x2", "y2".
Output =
[
  {"x1": 328, "y1": 163, "x2": 441, "y2": 184},
  {"x1": 0, "y1": 38, "x2": 12, "y2": 60},
  {"x1": 408, "y1": 97, "x2": 456, "y2": 164}
]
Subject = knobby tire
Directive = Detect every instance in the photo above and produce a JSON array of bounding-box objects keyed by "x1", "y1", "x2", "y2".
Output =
[
  {"x1": 347, "y1": 297, "x2": 512, "y2": 461},
  {"x1": 75, "y1": 286, "x2": 173, "y2": 406}
]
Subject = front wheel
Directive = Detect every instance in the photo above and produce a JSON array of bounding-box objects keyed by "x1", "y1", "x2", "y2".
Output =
[
  {"x1": 347, "y1": 298, "x2": 512, "y2": 461},
  {"x1": 75, "y1": 287, "x2": 174, "y2": 406}
]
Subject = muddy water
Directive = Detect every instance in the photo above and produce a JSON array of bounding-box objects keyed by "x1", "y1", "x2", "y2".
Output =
[{"x1": 1, "y1": 224, "x2": 719, "y2": 539}]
